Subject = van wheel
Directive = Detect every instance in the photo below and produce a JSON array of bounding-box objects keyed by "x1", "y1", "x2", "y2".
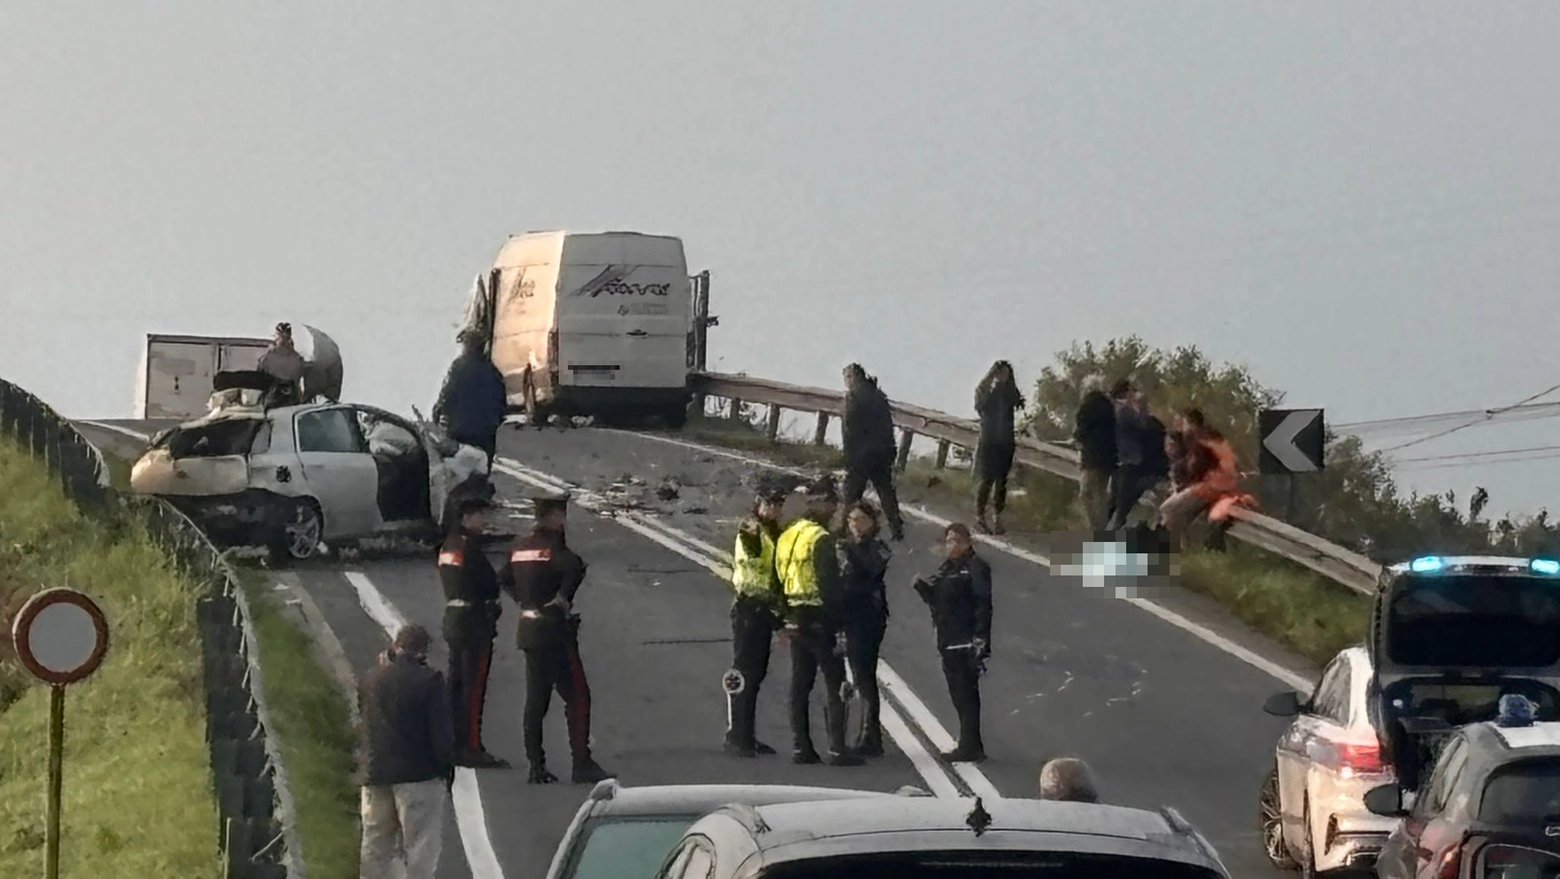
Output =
[{"x1": 268, "y1": 500, "x2": 323, "y2": 564}]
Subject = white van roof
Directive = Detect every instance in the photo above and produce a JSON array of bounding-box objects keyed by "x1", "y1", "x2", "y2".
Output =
[{"x1": 508, "y1": 229, "x2": 680, "y2": 239}]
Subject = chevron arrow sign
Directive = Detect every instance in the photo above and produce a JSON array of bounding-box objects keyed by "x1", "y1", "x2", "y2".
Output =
[{"x1": 1259, "y1": 408, "x2": 1325, "y2": 475}]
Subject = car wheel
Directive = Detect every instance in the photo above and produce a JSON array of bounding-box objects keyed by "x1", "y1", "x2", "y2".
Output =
[
  {"x1": 270, "y1": 500, "x2": 323, "y2": 563},
  {"x1": 1261, "y1": 766, "x2": 1299, "y2": 871}
]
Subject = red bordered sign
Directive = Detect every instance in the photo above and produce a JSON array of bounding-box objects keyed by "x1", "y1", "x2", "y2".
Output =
[{"x1": 10, "y1": 588, "x2": 110, "y2": 686}]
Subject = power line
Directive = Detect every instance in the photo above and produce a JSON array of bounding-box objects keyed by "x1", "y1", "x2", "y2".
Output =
[
  {"x1": 1394, "y1": 449, "x2": 1560, "y2": 473},
  {"x1": 1393, "y1": 443, "x2": 1560, "y2": 465},
  {"x1": 1337, "y1": 400, "x2": 1560, "y2": 437},
  {"x1": 1376, "y1": 381, "x2": 1560, "y2": 455}
]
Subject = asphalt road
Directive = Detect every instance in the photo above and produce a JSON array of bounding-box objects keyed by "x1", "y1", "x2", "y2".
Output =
[{"x1": 76, "y1": 415, "x2": 1318, "y2": 877}]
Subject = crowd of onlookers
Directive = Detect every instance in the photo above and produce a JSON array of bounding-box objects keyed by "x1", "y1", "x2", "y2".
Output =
[{"x1": 1072, "y1": 377, "x2": 1249, "y2": 548}]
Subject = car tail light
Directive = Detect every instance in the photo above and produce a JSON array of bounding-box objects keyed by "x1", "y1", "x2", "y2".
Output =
[
  {"x1": 1310, "y1": 738, "x2": 1390, "y2": 777},
  {"x1": 1433, "y1": 844, "x2": 1461, "y2": 879}
]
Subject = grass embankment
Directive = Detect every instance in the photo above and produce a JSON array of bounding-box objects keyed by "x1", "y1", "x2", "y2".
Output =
[
  {"x1": 237, "y1": 575, "x2": 359, "y2": 879},
  {"x1": 683, "y1": 414, "x2": 1368, "y2": 668},
  {"x1": 0, "y1": 436, "x2": 221, "y2": 877}
]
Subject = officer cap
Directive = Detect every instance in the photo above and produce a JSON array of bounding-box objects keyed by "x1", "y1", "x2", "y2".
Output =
[{"x1": 531, "y1": 490, "x2": 571, "y2": 517}]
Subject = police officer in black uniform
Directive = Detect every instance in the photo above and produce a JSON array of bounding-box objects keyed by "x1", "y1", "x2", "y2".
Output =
[
  {"x1": 499, "y1": 491, "x2": 612, "y2": 785},
  {"x1": 723, "y1": 477, "x2": 789, "y2": 757},
  {"x1": 913, "y1": 522, "x2": 993, "y2": 763},
  {"x1": 438, "y1": 497, "x2": 509, "y2": 768}
]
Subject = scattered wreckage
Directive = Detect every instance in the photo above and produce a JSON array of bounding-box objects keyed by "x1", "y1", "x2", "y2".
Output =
[{"x1": 128, "y1": 335, "x2": 493, "y2": 562}]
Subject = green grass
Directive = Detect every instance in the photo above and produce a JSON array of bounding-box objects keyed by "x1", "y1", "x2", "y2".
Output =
[
  {"x1": 0, "y1": 436, "x2": 221, "y2": 878},
  {"x1": 237, "y1": 574, "x2": 360, "y2": 879},
  {"x1": 683, "y1": 413, "x2": 1368, "y2": 668}
]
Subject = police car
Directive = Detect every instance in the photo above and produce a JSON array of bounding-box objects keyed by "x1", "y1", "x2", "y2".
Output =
[{"x1": 1366, "y1": 696, "x2": 1560, "y2": 877}]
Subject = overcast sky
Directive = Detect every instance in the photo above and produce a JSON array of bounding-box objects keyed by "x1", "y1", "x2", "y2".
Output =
[{"x1": 3, "y1": 1, "x2": 1558, "y2": 518}]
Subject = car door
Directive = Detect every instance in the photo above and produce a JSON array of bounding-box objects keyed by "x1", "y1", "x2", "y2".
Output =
[
  {"x1": 292, "y1": 407, "x2": 381, "y2": 538},
  {"x1": 1381, "y1": 736, "x2": 1468, "y2": 877},
  {"x1": 1277, "y1": 654, "x2": 1350, "y2": 842}
]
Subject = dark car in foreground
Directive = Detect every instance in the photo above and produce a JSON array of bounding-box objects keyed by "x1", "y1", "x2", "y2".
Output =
[
  {"x1": 544, "y1": 780, "x2": 910, "y2": 879},
  {"x1": 1365, "y1": 709, "x2": 1560, "y2": 878},
  {"x1": 654, "y1": 795, "x2": 1230, "y2": 878}
]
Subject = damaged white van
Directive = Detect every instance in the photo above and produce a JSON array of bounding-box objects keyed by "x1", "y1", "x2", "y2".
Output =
[{"x1": 465, "y1": 230, "x2": 695, "y2": 427}]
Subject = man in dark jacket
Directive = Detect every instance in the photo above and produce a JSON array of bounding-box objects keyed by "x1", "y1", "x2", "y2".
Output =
[
  {"x1": 499, "y1": 492, "x2": 612, "y2": 785},
  {"x1": 358, "y1": 624, "x2": 455, "y2": 879},
  {"x1": 913, "y1": 523, "x2": 993, "y2": 763},
  {"x1": 1073, "y1": 377, "x2": 1117, "y2": 530},
  {"x1": 1107, "y1": 386, "x2": 1168, "y2": 531},
  {"x1": 973, "y1": 360, "x2": 1026, "y2": 535},
  {"x1": 838, "y1": 501, "x2": 892, "y2": 757},
  {"x1": 840, "y1": 364, "x2": 905, "y2": 541},
  {"x1": 438, "y1": 497, "x2": 508, "y2": 769},
  {"x1": 433, "y1": 330, "x2": 508, "y2": 467}
]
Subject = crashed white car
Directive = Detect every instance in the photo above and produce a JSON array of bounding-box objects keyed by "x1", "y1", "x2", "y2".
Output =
[{"x1": 130, "y1": 396, "x2": 491, "y2": 561}]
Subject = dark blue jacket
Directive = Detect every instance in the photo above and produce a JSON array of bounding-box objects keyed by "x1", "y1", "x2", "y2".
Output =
[
  {"x1": 433, "y1": 353, "x2": 507, "y2": 442},
  {"x1": 358, "y1": 653, "x2": 455, "y2": 786}
]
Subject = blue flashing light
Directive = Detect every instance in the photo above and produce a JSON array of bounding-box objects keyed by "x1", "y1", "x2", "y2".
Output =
[
  {"x1": 1497, "y1": 694, "x2": 1537, "y2": 728},
  {"x1": 1532, "y1": 558, "x2": 1560, "y2": 576},
  {"x1": 1410, "y1": 556, "x2": 1445, "y2": 573}
]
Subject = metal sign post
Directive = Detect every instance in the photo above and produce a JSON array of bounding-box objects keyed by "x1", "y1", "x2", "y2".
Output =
[{"x1": 10, "y1": 588, "x2": 111, "y2": 879}]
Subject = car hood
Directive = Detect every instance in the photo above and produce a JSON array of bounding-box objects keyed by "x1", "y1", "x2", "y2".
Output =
[{"x1": 130, "y1": 448, "x2": 250, "y2": 497}]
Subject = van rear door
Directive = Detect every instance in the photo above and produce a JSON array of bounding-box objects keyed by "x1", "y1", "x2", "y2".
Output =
[
  {"x1": 145, "y1": 340, "x2": 217, "y2": 419},
  {"x1": 554, "y1": 235, "x2": 690, "y2": 390}
]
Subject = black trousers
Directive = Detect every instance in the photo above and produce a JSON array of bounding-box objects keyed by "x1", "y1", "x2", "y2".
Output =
[
  {"x1": 726, "y1": 597, "x2": 775, "y2": 749},
  {"x1": 844, "y1": 611, "x2": 887, "y2": 749},
  {"x1": 1106, "y1": 465, "x2": 1162, "y2": 531},
  {"x1": 522, "y1": 639, "x2": 593, "y2": 767},
  {"x1": 941, "y1": 651, "x2": 984, "y2": 754},
  {"x1": 448, "y1": 637, "x2": 495, "y2": 755},
  {"x1": 789, "y1": 623, "x2": 849, "y2": 756},
  {"x1": 843, "y1": 456, "x2": 905, "y2": 538},
  {"x1": 975, "y1": 442, "x2": 1016, "y2": 516}
]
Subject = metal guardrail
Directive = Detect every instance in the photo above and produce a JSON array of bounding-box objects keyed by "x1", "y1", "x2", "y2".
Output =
[
  {"x1": 692, "y1": 371, "x2": 1384, "y2": 595},
  {"x1": 0, "y1": 380, "x2": 300, "y2": 879}
]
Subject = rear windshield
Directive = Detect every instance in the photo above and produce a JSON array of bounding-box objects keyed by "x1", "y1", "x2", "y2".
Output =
[
  {"x1": 1481, "y1": 760, "x2": 1560, "y2": 824},
  {"x1": 1388, "y1": 574, "x2": 1560, "y2": 667},
  {"x1": 566, "y1": 816, "x2": 694, "y2": 879},
  {"x1": 758, "y1": 852, "x2": 1222, "y2": 878},
  {"x1": 161, "y1": 420, "x2": 265, "y2": 458}
]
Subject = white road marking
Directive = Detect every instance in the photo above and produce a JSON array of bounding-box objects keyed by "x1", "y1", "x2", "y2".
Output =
[
  {"x1": 493, "y1": 456, "x2": 990, "y2": 799},
  {"x1": 343, "y1": 571, "x2": 507, "y2": 879},
  {"x1": 597, "y1": 428, "x2": 1319, "y2": 691}
]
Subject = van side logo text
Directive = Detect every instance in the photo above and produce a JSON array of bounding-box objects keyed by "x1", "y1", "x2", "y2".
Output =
[{"x1": 572, "y1": 265, "x2": 671, "y2": 298}]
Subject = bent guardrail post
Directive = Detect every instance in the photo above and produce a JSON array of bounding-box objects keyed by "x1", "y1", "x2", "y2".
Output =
[{"x1": 690, "y1": 371, "x2": 1382, "y2": 596}]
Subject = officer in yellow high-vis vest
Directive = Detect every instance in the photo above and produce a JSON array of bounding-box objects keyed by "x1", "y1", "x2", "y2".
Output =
[
  {"x1": 776, "y1": 475, "x2": 865, "y2": 766},
  {"x1": 723, "y1": 479, "x2": 789, "y2": 757}
]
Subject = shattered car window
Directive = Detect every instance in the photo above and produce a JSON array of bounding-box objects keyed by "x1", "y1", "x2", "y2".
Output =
[
  {"x1": 165, "y1": 420, "x2": 266, "y2": 459},
  {"x1": 296, "y1": 409, "x2": 364, "y2": 454}
]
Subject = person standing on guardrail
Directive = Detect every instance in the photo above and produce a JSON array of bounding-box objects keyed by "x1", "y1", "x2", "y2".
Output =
[
  {"x1": 358, "y1": 623, "x2": 455, "y2": 879},
  {"x1": 840, "y1": 364, "x2": 906, "y2": 541},
  {"x1": 499, "y1": 491, "x2": 614, "y2": 785},
  {"x1": 838, "y1": 500, "x2": 892, "y2": 757},
  {"x1": 723, "y1": 477, "x2": 789, "y2": 758},
  {"x1": 432, "y1": 329, "x2": 508, "y2": 468},
  {"x1": 777, "y1": 475, "x2": 865, "y2": 766},
  {"x1": 913, "y1": 522, "x2": 992, "y2": 763},
  {"x1": 438, "y1": 496, "x2": 509, "y2": 769},
  {"x1": 1073, "y1": 376, "x2": 1118, "y2": 530},
  {"x1": 972, "y1": 360, "x2": 1027, "y2": 535}
]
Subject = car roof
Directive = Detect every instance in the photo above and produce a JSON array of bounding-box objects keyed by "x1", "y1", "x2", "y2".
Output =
[
  {"x1": 1473, "y1": 720, "x2": 1560, "y2": 756},
  {"x1": 580, "y1": 781, "x2": 893, "y2": 819},
  {"x1": 718, "y1": 797, "x2": 1214, "y2": 859}
]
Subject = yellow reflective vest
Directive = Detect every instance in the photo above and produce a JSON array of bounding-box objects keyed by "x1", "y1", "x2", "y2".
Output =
[
  {"x1": 775, "y1": 518, "x2": 828, "y2": 607},
  {"x1": 731, "y1": 524, "x2": 777, "y2": 599}
]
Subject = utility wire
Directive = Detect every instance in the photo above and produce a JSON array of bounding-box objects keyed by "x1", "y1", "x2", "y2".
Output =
[{"x1": 1376, "y1": 382, "x2": 1560, "y2": 455}]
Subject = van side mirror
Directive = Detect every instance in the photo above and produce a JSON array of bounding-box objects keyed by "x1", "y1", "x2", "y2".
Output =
[
  {"x1": 1263, "y1": 691, "x2": 1305, "y2": 717},
  {"x1": 1363, "y1": 784, "x2": 1407, "y2": 817}
]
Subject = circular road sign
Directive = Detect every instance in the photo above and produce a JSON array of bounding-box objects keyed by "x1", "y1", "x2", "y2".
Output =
[{"x1": 11, "y1": 588, "x2": 110, "y2": 686}]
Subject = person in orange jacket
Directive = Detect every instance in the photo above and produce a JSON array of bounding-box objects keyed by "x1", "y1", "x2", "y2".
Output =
[{"x1": 1159, "y1": 409, "x2": 1253, "y2": 547}]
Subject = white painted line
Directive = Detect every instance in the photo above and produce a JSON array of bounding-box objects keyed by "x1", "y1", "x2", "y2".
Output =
[
  {"x1": 608, "y1": 430, "x2": 1320, "y2": 691},
  {"x1": 77, "y1": 420, "x2": 152, "y2": 442},
  {"x1": 342, "y1": 571, "x2": 506, "y2": 879},
  {"x1": 494, "y1": 456, "x2": 990, "y2": 799}
]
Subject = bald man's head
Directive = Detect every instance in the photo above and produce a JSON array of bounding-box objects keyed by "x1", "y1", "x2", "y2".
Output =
[{"x1": 1038, "y1": 757, "x2": 1099, "y2": 803}]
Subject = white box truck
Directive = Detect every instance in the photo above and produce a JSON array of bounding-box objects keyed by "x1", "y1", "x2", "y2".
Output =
[
  {"x1": 133, "y1": 334, "x2": 272, "y2": 419},
  {"x1": 465, "y1": 230, "x2": 702, "y2": 426}
]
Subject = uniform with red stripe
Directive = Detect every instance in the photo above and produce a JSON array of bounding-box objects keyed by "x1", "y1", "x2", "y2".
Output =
[
  {"x1": 498, "y1": 493, "x2": 611, "y2": 785},
  {"x1": 438, "y1": 499, "x2": 508, "y2": 769}
]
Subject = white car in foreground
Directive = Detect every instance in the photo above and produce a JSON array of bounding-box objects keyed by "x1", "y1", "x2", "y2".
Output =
[
  {"x1": 130, "y1": 395, "x2": 490, "y2": 561},
  {"x1": 1260, "y1": 645, "x2": 1399, "y2": 876}
]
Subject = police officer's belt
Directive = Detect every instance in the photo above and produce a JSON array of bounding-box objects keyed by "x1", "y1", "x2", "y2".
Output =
[{"x1": 446, "y1": 599, "x2": 500, "y2": 608}]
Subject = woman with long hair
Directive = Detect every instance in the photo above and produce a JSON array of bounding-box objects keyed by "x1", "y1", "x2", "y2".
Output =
[
  {"x1": 974, "y1": 360, "x2": 1026, "y2": 534},
  {"x1": 837, "y1": 500, "x2": 892, "y2": 757}
]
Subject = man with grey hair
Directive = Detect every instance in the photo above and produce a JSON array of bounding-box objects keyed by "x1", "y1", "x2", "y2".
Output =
[{"x1": 1038, "y1": 757, "x2": 1100, "y2": 803}]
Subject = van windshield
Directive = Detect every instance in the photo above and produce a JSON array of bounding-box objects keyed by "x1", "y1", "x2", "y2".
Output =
[
  {"x1": 1388, "y1": 574, "x2": 1560, "y2": 667},
  {"x1": 759, "y1": 852, "x2": 1222, "y2": 878}
]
